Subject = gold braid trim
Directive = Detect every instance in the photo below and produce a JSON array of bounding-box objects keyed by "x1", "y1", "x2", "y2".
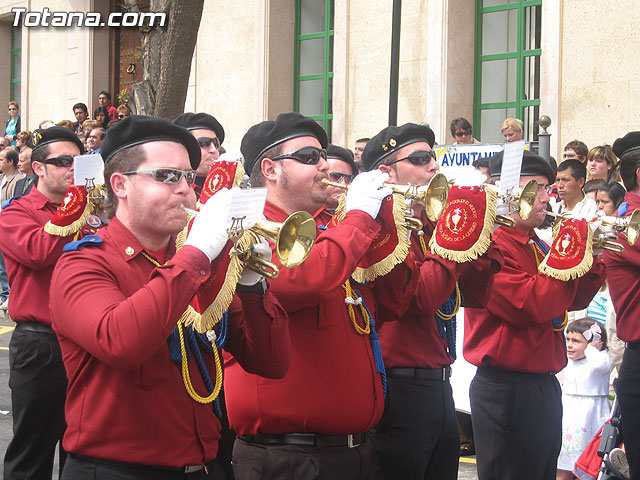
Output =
[
  {"x1": 44, "y1": 199, "x2": 94, "y2": 237},
  {"x1": 342, "y1": 279, "x2": 370, "y2": 335},
  {"x1": 429, "y1": 186, "x2": 497, "y2": 263},
  {"x1": 538, "y1": 223, "x2": 594, "y2": 281},
  {"x1": 190, "y1": 231, "x2": 253, "y2": 333},
  {"x1": 177, "y1": 322, "x2": 223, "y2": 404},
  {"x1": 335, "y1": 193, "x2": 411, "y2": 282}
]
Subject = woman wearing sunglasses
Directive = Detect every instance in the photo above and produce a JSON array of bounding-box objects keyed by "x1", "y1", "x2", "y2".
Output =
[{"x1": 4, "y1": 101, "x2": 21, "y2": 147}]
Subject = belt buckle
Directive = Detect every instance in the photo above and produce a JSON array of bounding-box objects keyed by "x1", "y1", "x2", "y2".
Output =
[
  {"x1": 347, "y1": 434, "x2": 354, "y2": 448},
  {"x1": 442, "y1": 368, "x2": 446, "y2": 381},
  {"x1": 184, "y1": 464, "x2": 205, "y2": 474}
]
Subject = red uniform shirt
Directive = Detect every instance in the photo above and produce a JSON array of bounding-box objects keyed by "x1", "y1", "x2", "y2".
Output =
[
  {"x1": 50, "y1": 217, "x2": 290, "y2": 467},
  {"x1": 603, "y1": 191, "x2": 640, "y2": 343},
  {"x1": 378, "y1": 215, "x2": 504, "y2": 369},
  {"x1": 223, "y1": 202, "x2": 413, "y2": 436},
  {"x1": 464, "y1": 225, "x2": 606, "y2": 373},
  {"x1": 0, "y1": 188, "x2": 74, "y2": 325}
]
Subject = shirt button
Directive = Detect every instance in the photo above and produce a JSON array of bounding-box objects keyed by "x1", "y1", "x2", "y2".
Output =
[{"x1": 199, "y1": 269, "x2": 207, "y2": 276}]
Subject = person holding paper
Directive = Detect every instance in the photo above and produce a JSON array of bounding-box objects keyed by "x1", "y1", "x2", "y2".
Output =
[
  {"x1": 464, "y1": 150, "x2": 606, "y2": 480},
  {"x1": 0, "y1": 126, "x2": 85, "y2": 480},
  {"x1": 360, "y1": 123, "x2": 504, "y2": 480},
  {"x1": 49, "y1": 115, "x2": 290, "y2": 479},
  {"x1": 228, "y1": 112, "x2": 416, "y2": 479}
]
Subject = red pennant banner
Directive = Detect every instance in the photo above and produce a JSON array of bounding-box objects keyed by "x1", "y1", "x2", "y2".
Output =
[
  {"x1": 50, "y1": 185, "x2": 89, "y2": 228},
  {"x1": 199, "y1": 161, "x2": 241, "y2": 204},
  {"x1": 539, "y1": 218, "x2": 592, "y2": 280}
]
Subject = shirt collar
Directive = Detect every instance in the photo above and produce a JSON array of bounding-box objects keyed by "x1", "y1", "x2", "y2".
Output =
[{"x1": 107, "y1": 216, "x2": 175, "y2": 263}]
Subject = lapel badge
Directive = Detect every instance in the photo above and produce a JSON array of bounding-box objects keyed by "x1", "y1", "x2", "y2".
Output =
[{"x1": 125, "y1": 246, "x2": 135, "y2": 256}]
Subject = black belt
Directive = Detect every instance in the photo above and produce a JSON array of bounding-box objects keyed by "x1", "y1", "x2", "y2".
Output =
[
  {"x1": 70, "y1": 454, "x2": 212, "y2": 474},
  {"x1": 387, "y1": 366, "x2": 451, "y2": 381},
  {"x1": 14, "y1": 321, "x2": 55, "y2": 334},
  {"x1": 238, "y1": 432, "x2": 365, "y2": 449}
]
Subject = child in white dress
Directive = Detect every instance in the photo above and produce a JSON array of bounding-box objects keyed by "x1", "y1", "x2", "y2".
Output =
[{"x1": 557, "y1": 319, "x2": 612, "y2": 480}]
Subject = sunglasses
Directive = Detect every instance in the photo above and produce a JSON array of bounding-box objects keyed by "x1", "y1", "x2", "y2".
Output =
[
  {"x1": 41, "y1": 155, "x2": 75, "y2": 168},
  {"x1": 123, "y1": 168, "x2": 196, "y2": 185},
  {"x1": 328, "y1": 171, "x2": 354, "y2": 184},
  {"x1": 272, "y1": 147, "x2": 327, "y2": 165},
  {"x1": 8, "y1": 107, "x2": 17, "y2": 111},
  {"x1": 196, "y1": 137, "x2": 221, "y2": 150},
  {"x1": 386, "y1": 150, "x2": 436, "y2": 167},
  {"x1": 454, "y1": 130, "x2": 471, "y2": 137}
]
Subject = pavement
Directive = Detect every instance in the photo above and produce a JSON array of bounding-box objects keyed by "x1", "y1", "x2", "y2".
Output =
[{"x1": 0, "y1": 310, "x2": 478, "y2": 480}]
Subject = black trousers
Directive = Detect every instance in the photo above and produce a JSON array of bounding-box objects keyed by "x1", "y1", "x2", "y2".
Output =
[
  {"x1": 4, "y1": 328, "x2": 68, "y2": 480},
  {"x1": 232, "y1": 433, "x2": 375, "y2": 480},
  {"x1": 617, "y1": 344, "x2": 640, "y2": 480},
  {"x1": 62, "y1": 454, "x2": 225, "y2": 480},
  {"x1": 470, "y1": 367, "x2": 562, "y2": 480},
  {"x1": 373, "y1": 374, "x2": 459, "y2": 480}
]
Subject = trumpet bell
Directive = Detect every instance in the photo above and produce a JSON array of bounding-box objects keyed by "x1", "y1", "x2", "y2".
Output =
[
  {"x1": 251, "y1": 211, "x2": 317, "y2": 268},
  {"x1": 626, "y1": 210, "x2": 640, "y2": 246},
  {"x1": 517, "y1": 180, "x2": 539, "y2": 221},
  {"x1": 424, "y1": 173, "x2": 449, "y2": 222}
]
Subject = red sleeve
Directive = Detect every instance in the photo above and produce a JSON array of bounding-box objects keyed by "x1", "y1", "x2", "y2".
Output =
[
  {"x1": 485, "y1": 254, "x2": 606, "y2": 328},
  {"x1": 0, "y1": 202, "x2": 71, "y2": 269},
  {"x1": 224, "y1": 290, "x2": 290, "y2": 379},
  {"x1": 268, "y1": 210, "x2": 381, "y2": 311},
  {"x1": 459, "y1": 242, "x2": 505, "y2": 308},
  {"x1": 413, "y1": 250, "x2": 465, "y2": 315},
  {"x1": 51, "y1": 245, "x2": 213, "y2": 369},
  {"x1": 371, "y1": 257, "x2": 417, "y2": 324}
]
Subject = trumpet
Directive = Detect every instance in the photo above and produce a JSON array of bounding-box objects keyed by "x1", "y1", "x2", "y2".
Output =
[
  {"x1": 487, "y1": 179, "x2": 539, "y2": 228},
  {"x1": 597, "y1": 209, "x2": 640, "y2": 246},
  {"x1": 321, "y1": 172, "x2": 449, "y2": 223},
  {"x1": 181, "y1": 207, "x2": 317, "y2": 279}
]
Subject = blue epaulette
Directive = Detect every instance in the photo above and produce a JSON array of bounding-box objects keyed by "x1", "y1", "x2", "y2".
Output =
[
  {"x1": 1, "y1": 197, "x2": 17, "y2": 209},
  {"x1": 63, "y1": 235, "x2": 103, "y2": 252},
  {"x1": 618, "y1": 201, "x2": 629, "y2": 216},
  {"x1": 318, "y1": 225, "x2": 328, "y2": 230}
]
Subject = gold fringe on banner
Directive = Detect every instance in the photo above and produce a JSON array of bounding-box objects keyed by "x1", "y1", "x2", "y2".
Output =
[
  {"x1": 539, "y1": 222, "x2": 594, "y2": 281},
  {"x1": 333, "y1": 193, "x2": 411, "y2": 282},
  {"x1": 44, "y1": 200, "x2": 94, "y2": 237},
  {"x1": 429, "y1": 187, "x2": 498, "y2": 263}
]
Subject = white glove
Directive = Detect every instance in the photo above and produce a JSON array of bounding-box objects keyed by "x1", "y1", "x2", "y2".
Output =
[
  {"x1": 345, "y1": 170, "x2": 393, "y2": 219},
  {"x1": 238, "y1": 237, "x2": 273, "y2": 286},
  {"x1": 184, "y1": 188, "x2": 233, "y2": 261},
  {"x1": 572, "y1": 199, "x2": 598, "y2": 222}
]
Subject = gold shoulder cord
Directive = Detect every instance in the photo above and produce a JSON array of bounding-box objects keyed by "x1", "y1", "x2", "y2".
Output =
[
  {"x1": 140, "y1": 251, "x2": 222, "y2": 403},
  {"x1": 342, "y1": 279, "x2": 371, "y2": 335}
]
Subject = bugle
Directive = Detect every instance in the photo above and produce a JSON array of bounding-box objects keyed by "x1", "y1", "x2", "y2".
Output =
[
  {"x1": 181, "y1": 206, "x2": 317, "y2": 279},
  {"x1": 597, "y1": 209, "x2": 640, "y2": 246},
  {"x1": 488, "y1": 179, "x2": 539, "y2": 228},
  {"x1": 321, "y1": 172, "x2": 450, "y2": 224}
]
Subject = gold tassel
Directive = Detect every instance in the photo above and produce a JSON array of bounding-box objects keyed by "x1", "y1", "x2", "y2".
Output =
[
  {"x1": 539, "y1": 224, "x2": 594, "y2": 281},
  {"x1": 429, "y1": 187, "x2": 497, "y2": 263},
  {"x1": 44, "y1": 200, "x2": 94, "y2": 236},
  {"x1": 351, "y1": 193, "x2": 410, "y2": 283}
]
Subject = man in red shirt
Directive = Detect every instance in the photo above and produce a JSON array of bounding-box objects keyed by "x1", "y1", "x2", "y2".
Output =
[
  {"x1": 97, "y1": 90, "x2": 117, "y2": 121},
  {"x1": 50, "y1": 116, "x2": 290, "y2": 479},
  {"x1": 0, "y1": 126, "x2": 85, "y2": 479},
  {"x1": 226, "y1": 112, "x2": 413, "y2": 479},
  {"x1": 604, "y1": 131, "x2": 640, "y2": 480},
  {"x1": 361, "y1": 123, "x2": 503, "y2": 480},
  {"x1": 464, "y1": 151, "x2": 606, "y2": 480},
  {"x1": 174, "y1": 112, "x2": 225, "y2": 199}
]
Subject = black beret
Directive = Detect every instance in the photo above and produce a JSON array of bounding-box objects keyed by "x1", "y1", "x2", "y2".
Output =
[
  {"x1": 489, "y1": 150, "x2": 556, "y2": 184},
  {"x1": 101, "y1": 115, "x2": 201, "y2": 169},
  {"x1": 173, "y1": 112, "x2": 225, "y2": 144},
  {"x1": 361, "y1": 123, "x2": 435, "y2": 171},
  {"x1": 31, "y1": 126, "x2": 84, "y2": 154},
  {"x1": 326, "y1": 144, "x2": 359, "y2": 175},
  {"x1": 241, "y1": 112, "x2": 328, "y2": 175},
  {"x1": 612, "y1": 131, "x2": 640, "y2": 159}
]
